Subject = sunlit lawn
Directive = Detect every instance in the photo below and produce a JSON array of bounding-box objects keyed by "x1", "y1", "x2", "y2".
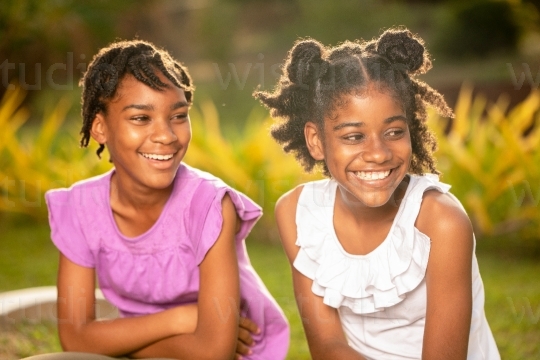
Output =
[{"x1": 1, "y1": 219, "x2": 539, "y2": 359}]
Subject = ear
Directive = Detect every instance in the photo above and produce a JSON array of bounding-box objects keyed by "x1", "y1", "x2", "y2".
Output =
[
  {"x1": 90, "y1": 113, "x2": 107, "y2": 145},
  {"x1": 304, "y1": 121, "x2": 325, "y2": 161}
]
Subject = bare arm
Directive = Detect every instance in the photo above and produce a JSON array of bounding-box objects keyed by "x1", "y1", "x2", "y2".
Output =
[
  {"x1": 417, "y1": 191, "x2": 474, "y2": 360},
  {"x1": 130, "y1": 193, "x2": 240, "y2": 360},
  {"x1": 275, "y1": 187, "x2": 366, "y2": 360},
  {"x1": 57, "y1": 256, "x2": 198, "y2": 356},
  {"x1": 57, "y1": 194, "x2": 240, "y2": 360}
]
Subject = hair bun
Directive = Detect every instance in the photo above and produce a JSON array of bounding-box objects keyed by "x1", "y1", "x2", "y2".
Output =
[
  {"x1": 286, "y1": 39, "x2": 325, "y2": 85},
  {"x1": 375, "y1": 29, "x2": 430, "y2": 75}
]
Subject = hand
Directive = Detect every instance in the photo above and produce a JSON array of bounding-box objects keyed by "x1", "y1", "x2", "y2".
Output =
[{"x1": 235, "y1": 316, "x2": 260, "y2": 359}]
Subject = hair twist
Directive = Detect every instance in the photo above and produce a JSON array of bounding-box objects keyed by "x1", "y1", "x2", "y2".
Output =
[
  {"x1": 255, "y1": 27, "x2": 453, "y2": 177},
  {"x1": 285, "y1": 39, "x2": 326, "y2": 87},
  {"x1": 79, "y1": 40, "x2": 194, "y2": 158},
  {"x1": 374, "y1": 28, "x2": 431, "y2": 75}
]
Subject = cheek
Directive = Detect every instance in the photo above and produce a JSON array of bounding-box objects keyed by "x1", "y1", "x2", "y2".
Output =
[
  {"x1": 175, "y1": 123, "x2": 192, "y2": 143},
  {"x1": 405, "y1": 134, "x2": 412, "y2": 157},
  {"x1": 401, "y1": 136, "x2": 413, "y2": 164},
  {"x1": 121, "y1": 127, "x2": 146, "y2": 145}
]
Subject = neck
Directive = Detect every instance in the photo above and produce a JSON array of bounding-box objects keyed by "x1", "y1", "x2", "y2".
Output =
[{"x1": 110, "y1": 171, "x2": 174, "y2": 211}]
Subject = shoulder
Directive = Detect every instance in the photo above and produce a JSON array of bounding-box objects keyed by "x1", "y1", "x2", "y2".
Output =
[
  {"x1": 275, "y1": 184, "x2": 304, "y2": 213},
  {"x1": 180, "y1": 163, "x2": 226, "y2": 190},
  {"x1": 184, "y1": 164, "x2": 262, "y2": 245},
  {"x1": 416, "y1": 188, "x2": 474, "y2": 252},
  {"x1": 183, "y1": 164, "x2": 259, "y2": 212},
  {"x1": 274, "y1": 184, "x2": 310, "y2": 263},
  {"x1": 181, "y1": 164, "x2": 230, "y2": 205},
  {"x1": 45, "y1": 172, "x2": 110, "y2": 208},
  {"x1": 275, "y1": 179, "x2": 331, "y2": 217},
  {"x1": 275, "y1": 184, "x2": 305, "y2": 222}
]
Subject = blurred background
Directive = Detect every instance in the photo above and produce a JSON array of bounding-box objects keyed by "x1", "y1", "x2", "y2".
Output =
[{"x1": 1, "y1": 0, "x2": 540, "y2": 359}]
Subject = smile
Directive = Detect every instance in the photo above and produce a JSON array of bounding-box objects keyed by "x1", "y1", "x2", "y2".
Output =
[
  {"x1": 141, "y1": 153, "x2": 174, "y2": 161},
  {"x1": 353, "y1": 170, "x2": 391, "y2": 180}
]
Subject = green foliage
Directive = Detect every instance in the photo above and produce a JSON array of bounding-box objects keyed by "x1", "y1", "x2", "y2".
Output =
[
  {"x1": 185, "y1": 100, "x2": 320, "y2": 228},
  {"x1": 0, "y1": 319, "x2": 61, "y2": 359},
  {"x1": 0, "y1": 86, "x2": 112, "y2": 220},
  {"x1": 478, "y1": 254, "x2": 540, "y2": 359},
  {"x1": 2, "y1": 83, "x2": 540, "y2": 248},
  {"x1": 428, "y1": 85, "x2": 540, "y2": 244},
  {"x1": 433, "y1": 0, "x2": 521, "y2": 58},
  {"x1": 0, "y1": 86, "x2": 319, "y2": 227}
]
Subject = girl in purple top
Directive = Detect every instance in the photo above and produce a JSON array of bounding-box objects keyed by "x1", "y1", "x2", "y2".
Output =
[{"x1": 43, "y1": 40, "x2": 289, "y2": 360}]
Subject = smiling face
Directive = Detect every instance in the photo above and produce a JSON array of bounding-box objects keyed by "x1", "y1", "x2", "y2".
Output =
[
  {"x1": 305, "y1": 86, "x2": 412, "y2": 209},
  {"x1": 90, "y1": 72, "x2": 191, "y2": 193}
]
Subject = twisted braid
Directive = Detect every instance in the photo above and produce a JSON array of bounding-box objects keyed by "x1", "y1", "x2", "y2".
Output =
[{"x1": 79, "y1": 40, "x2": 194, "y2": 158}]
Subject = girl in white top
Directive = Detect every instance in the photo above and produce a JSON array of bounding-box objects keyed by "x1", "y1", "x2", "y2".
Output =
[{"x1": 254, "y1": 27, "x2": 500, "y2": 359}]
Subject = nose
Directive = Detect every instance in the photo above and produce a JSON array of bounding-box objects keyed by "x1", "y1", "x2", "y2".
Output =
[
  {"x1": 150, "y1": 119, "x2": 178, "y2": 144},
  {"x1": 361, "y1": 136, "x2": 392, "y2": 163}
]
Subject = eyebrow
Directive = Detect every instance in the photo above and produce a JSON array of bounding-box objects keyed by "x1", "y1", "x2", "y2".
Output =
[
  {"x1": 170, "y1": 101, "x2": 189, "y2": 110},
  {"x1": 121, "y1": 101, "x2": 189, "y2": 112},
  {"x1": 122, "y1": 104, "x2": 154, "y2": 112},
  {"x1": 332, "y1": 115, "x2": 407, "y2": 131}
]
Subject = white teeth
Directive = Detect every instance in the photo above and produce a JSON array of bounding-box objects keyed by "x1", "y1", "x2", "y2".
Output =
[
  {"x1": 355, "y1": 170, "x2": 391, "y2": 180},
  {"x1": 141, "y1": 153, "x2": 174, "y2": 161}
]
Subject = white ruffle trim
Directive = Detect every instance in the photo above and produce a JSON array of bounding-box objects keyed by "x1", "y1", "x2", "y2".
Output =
[{"x1": 293, "y1": 175, "x2": 450, "y2": 314}]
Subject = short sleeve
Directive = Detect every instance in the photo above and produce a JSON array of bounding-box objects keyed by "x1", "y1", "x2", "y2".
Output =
[
  {"x1": 45, "y1": 189, "x2": 95, "y2": 268},
  {"x1": 190, "y1": 180, "x2": 262, "y2": 265}
]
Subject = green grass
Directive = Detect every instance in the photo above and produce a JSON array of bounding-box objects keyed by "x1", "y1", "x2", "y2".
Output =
[
  {"x1": 0, "y1": 216, "x2": 59, "y2": 290},
  {"x1": 476, "y1": 254, "x2": 540, "y2": 358},
  {"x1": 0, "y1": 319, "x2": 61, "y2": 359},
  {"x1": 1, "y1": 220, "x2": 539, "y2": 359}
]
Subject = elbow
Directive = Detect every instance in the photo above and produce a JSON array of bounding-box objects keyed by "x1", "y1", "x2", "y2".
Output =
[
  {"x1": 59, "y1": 336, "x2": 90, "y2": 354},
  {"x1": 207, "y1": 343, "x2": 236, "y2": 360},
  {"x1": 59, "y1": 337, "x2": 87, "y2": 353},
  {"x1": 59, "y1": 331, "x2": 102, "y2": 355},
  {"x1": 58, "y1": 331, "x2": 79, "y2": 352},
  {"x1": 197, "y1": 335, "x2": 236, "y2": 360}
]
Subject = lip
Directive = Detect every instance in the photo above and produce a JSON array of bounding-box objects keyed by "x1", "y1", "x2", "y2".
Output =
[
  {"x1": 353, "y1": 168, "x2": 393, "y2": 179},
  {"x1": 140, "y1": 151, "x2": 177, "y2": 159},
  {"x1": 349, "y1": 167, "x2": 399, "y2": 186},
  {"x1": 139, "y1": 151, "x2": 178, "y2": 169}
]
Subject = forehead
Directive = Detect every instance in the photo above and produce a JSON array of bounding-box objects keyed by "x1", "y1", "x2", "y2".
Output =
[
  {"x1": 111, "y1": 73, "x2": 186, "y2": 103},
  {"x1": 326, "y1": 88, "x2": 405, "y2": 122}
]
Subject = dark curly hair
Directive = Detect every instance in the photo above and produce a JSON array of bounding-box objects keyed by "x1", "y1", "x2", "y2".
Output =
[
  {"x1": 254, "y1": 28, "x2": 453, "y2": 176},
  {"x1": 79, "y1": 39, "x2": 195, "y2": 158}
]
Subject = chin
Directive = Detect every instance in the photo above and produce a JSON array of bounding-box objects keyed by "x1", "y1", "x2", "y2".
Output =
[
  {"x1": 357, "y1": 191, "x2": 396, "y2": 208},
  {"x1": 145, "y1": 174, "x2": 177, "y2": 190}
]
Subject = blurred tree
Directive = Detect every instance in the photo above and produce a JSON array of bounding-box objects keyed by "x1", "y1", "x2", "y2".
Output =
[
  {"x1": 0, "y1": 0, "x2": 155, "y2": 98},
  {"x1": 434, "y1": 0, "x2": 521, "y2": 59}
]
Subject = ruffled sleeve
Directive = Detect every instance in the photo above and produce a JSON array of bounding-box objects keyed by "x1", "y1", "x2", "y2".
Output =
[
  {"x1": 45, "y1": 188, "x2": 94, "y2": 268},
  {"x1": 190, "y1": 179, "x2": 262, "y2": 265},
  {"x1": 293, "y1": 176, "x2": 451, "y2": 314}
]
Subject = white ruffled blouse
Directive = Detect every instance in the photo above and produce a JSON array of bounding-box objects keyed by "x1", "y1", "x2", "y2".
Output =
[{"x1": 294, "y1": 175, "x2": 500, "y2": 360}]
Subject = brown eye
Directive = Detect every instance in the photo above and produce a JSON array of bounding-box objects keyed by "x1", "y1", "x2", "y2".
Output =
[
  {"x1": 386, "y1": 129, "x2": 405, "y2": 138},
  {"x1": 172, "y1": 113, "x2": 188, "y2": 121},
  {"x1": 343, "y1": 134, "x2": 365, "y2": 142},
  {"x1": 131, "y1": 116, "x2": 150, "y2": 122}
]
